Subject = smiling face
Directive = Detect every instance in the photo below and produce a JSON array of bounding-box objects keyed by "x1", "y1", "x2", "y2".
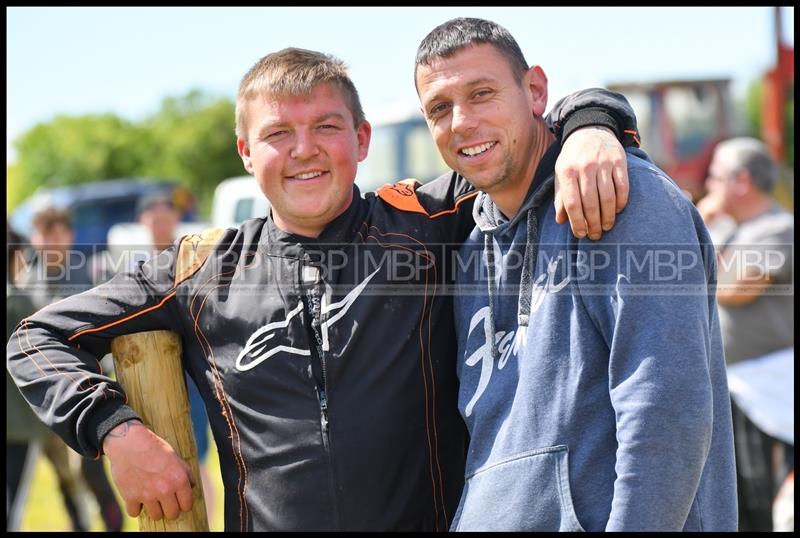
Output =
[
  {"x1": 416, "y1": 43, "x2": 549, "y2": 200},
  {"x1": 237, "y1": 83, "x2": 371, "y2": 238}
]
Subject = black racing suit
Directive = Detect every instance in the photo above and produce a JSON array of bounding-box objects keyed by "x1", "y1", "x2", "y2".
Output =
[{"x1": 7, "y1": 89, "x2": 638, "y2": 531}]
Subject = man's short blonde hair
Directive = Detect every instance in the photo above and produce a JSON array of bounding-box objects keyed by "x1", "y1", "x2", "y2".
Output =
[{"x1": 235, "y1": 47, "x2": 365, "y2": 140}]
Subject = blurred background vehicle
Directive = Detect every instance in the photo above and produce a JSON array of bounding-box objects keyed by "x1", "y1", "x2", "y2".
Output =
[
  {"x1": 355, "y1": 108, "x2": 449, "y2": 193},
  {"x1": 9, "y1": 179, "x2": 199, "y2": 255},
  {"x1": 210, "y1": 175, "x2": 268, "y2": 229}
]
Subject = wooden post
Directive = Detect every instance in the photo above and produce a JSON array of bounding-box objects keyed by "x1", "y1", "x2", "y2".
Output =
[{"x1": 111, "y1": 330, "x2": 209, "y2": 532}]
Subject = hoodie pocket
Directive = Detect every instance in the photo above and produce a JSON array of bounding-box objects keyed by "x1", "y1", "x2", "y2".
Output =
[{"x1": 451, "y1": 445, "x2": 585, "y2": 532}]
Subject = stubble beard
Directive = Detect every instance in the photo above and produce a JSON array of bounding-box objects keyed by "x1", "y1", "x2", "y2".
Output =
[{"x1": 464, "y1": 155, "x2": 516, "y2": 195}]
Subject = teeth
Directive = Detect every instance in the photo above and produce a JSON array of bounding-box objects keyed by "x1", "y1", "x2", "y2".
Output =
[
  {"x1": 461, "y1": 142, "x2": 495, "y2": 156},
  {"x1": 294, "y1": 171, "x2": 324, "y2": 180}
]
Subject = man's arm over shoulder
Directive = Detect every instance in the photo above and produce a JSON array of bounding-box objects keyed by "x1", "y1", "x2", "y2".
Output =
[{"x1": 547, "y1": 88, "x2": 641, "y2": 240}]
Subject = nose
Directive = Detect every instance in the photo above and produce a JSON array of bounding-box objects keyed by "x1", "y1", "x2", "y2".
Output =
[
  {"x1": 290, "y1": 129, "x2": 320, "y2": 160},
  {"x1": 451, "y1": 103, "x2": 477, "y2": 136}
]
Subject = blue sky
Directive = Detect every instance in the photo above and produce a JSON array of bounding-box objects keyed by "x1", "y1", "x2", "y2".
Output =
[{"x1": 6, "y1": 6, "x2": 794, "y2": 164}]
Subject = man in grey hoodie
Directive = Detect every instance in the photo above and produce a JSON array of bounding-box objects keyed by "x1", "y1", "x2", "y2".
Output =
[{"x1": 414, "y1": 17, "x2": 738, "y2": 531}]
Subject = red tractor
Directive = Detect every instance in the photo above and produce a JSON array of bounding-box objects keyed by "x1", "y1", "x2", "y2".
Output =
[
  {"x1": 608, "y1": 78, "x2": 734, "y2": 202},
  {"x1": 608, "y1": 7, "x2": 793, "y2": 205}
]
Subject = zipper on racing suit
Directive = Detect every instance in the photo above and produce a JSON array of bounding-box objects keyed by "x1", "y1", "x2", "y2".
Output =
[
  {"x1": 301, "y1": 264, "x2": 329, "y2": 442},
  {"x1": 300, "y1": 263, "x2": 341, "y2": 527}
]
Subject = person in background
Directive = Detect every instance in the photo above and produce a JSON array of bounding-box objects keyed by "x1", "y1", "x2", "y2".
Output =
[
  {"x1": 696, "y1": 137, "x2": 794, "y2": 532},
  {"x1": 6, "y1": 223, "x2": 48, "y2": 531},
  {"x1": 16, "y1": 207, "x2": 124, "y2": 532}
]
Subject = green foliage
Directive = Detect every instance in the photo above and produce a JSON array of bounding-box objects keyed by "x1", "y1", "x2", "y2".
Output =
[
  {"x1": 744, "y1": 79, "x2": 764, "y2": 136},
  {"x1": 744, "y1": 79, "x2": 794, "y2": 167},
  {"x1": 10, "y1": 115, "x2": 152, "y2": 209},
  {"x1": 7, "y1": 162, "x2": 25, "y2": 213},
  {"x1": 141, "y1": 90, "x2": 243, "y2": 216},
  {"x1": 8, "y1": 90, "x2": 246, "y2": 217}
]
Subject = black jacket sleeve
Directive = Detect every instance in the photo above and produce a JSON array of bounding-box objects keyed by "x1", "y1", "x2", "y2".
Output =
[
  {"x1": 6, "y1": 245, "x2": 184, "y2": 458},
  {"x1": 546, "y1": 88, "x2": 640, "y2": 147}
]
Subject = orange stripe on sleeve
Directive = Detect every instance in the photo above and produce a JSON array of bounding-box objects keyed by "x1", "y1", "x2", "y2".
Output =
[
  {"x1": 624, "y1": 129, "x2": 641, "y2": 147},
  {"x1": 67, "y1": 291, "x2": 177, "y2": 342}
]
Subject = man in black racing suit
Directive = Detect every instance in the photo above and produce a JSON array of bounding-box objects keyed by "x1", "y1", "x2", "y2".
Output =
[{"x1": 7, "y1": 47, "x2": 638, "y2": 531}]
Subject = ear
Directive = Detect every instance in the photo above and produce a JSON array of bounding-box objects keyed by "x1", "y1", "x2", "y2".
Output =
[
  {"x1": 525, "y1": 65, "x2": 549, "y2": 118},
  {"x1": 237, "y1": 137, "x2": 254, "y2": 175},
  {"x1": 355, "y1": 120, "x2": 372, "y2": 162}
]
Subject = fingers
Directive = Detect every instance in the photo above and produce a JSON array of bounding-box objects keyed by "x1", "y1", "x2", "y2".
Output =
[
  {"x1": 176, "y1": 473, "x2": 196, "y2": 513},
  {"x1": 126, "y1": 500, "x2": 143, "y2": 518},
  {"x1": 143, "y1": 499, "x2": 164, "y2": 521},
  {"x1": 183, "y1": 460, "x2": 196, "y2": 489},
  {"x1": 578, "y1": 163, "x2": 602, "y2": 240},
  {"x1": 612, "y1": 156, "x2": 629, "y2": 215},
  {"x1": 559, "y1": 173, "x2": 588, "y2": 239},
  {"x1": 597, "y1": 164, "x2": 617, "y2": 233},
  {"x1": 141, "y1": 494, "x2": 183, "y2": 521},
  {"x1": 159, "y1": 493, "x2": 182, "y2": 521},
  {"x1": 554, "y1": 180, "x2": 567, "y2": 225},
  {"x1": 555, "y1": 124, "x2": 631, "y2": 239},
  {"x1": 121, "y1": 470, "x2": 194, "y2": 521}
]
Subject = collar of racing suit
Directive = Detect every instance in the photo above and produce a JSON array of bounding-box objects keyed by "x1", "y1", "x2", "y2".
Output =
[{"x1": 260, "y1": 184, "x2": 369, "y2": 260}]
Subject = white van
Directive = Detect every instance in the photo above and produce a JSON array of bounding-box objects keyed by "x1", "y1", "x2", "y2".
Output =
[{"x1": 210, "y1": 175, "x2": 271, "y2": 228}]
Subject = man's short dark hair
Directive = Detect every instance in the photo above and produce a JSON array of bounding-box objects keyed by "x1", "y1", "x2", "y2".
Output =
[{"x1": 414, "y1": 17, "x2": 529, "y2": 92}]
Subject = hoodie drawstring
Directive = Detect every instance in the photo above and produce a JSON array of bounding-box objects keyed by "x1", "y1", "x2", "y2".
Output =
[
  {"x1": 514, "y1": 209, "x2": 538, "y2": 351},
  {"x1": 484, "y1": 231, "x2": 500, "y2": 361},
  {"x1": 474, "y1": 144, "x2": 558, "y2": 362},
  {"x1": 484, "y1": 208, "x2": 540, "y2": 361},
  {"x1": 483, "y1": 208, "x2": 539, "y2": 360}
]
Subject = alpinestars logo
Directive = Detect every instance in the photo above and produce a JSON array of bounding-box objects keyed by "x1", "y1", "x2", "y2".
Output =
[{"x1": 235, "y1": 266, "x2": 382, "y2": 371}]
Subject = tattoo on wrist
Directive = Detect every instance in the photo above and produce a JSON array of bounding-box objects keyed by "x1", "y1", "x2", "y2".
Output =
[{"x1": 107, "y1": 419, "x2": 143, "y2": 439}]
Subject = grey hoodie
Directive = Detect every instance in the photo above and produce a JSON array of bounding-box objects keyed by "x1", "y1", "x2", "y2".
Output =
[{"x1": 452, "y1": 143, "x2": 737, "y2": 531}]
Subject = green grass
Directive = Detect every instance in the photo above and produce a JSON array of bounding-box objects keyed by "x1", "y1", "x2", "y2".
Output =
[{"x1": 20, "y1": 430, "x2": 225, "y2": 532}]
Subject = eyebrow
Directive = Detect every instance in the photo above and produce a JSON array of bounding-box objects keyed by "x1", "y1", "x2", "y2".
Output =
[
  {"x1": 256, "y1": 112, "x2": 349, "y2": 137},
  {"x1": 465, "y1": 77, "x2": 495, "y2": 88},
  {"x1": 424, "y1": 77, "x2": 497, "y2": 109}
]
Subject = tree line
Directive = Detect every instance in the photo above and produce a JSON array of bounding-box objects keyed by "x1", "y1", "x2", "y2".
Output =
[{"x1": 7, "y1": 90, "x2": 246, "y2": 216}]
